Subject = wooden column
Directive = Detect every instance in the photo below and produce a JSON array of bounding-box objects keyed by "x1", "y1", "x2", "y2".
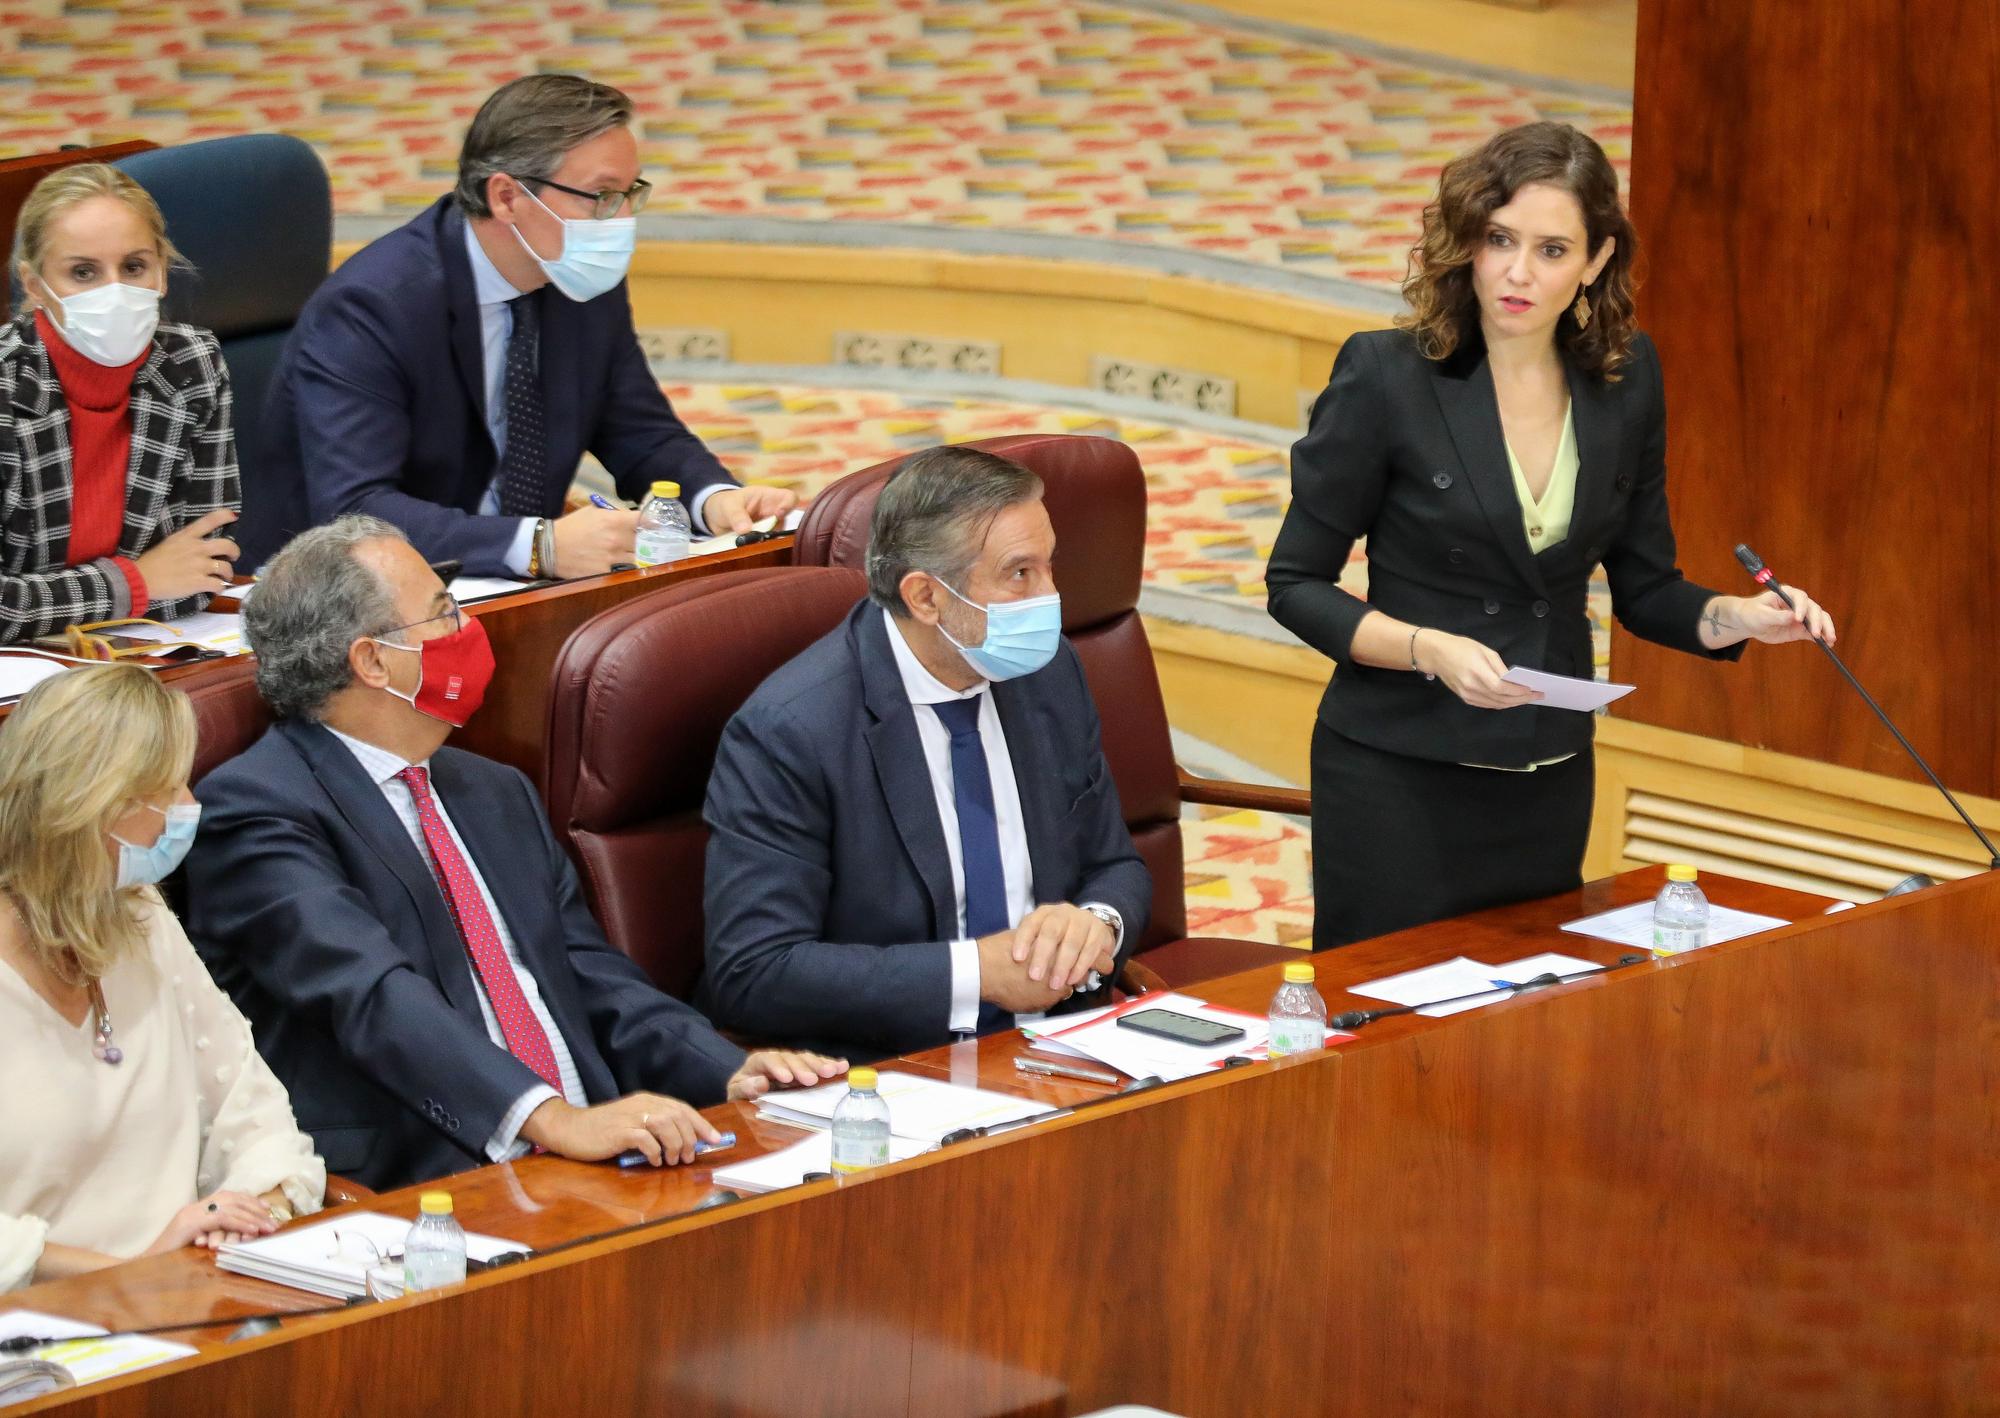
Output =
[{"x1": 1613, "y1": 0, "x2": 2000, "y2": 796}]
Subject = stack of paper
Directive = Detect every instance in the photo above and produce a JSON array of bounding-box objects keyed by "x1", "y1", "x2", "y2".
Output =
[
  {"x1": 0, "y1": 652, "x2": 76, "y2": 702},
  {"x1": 116, "y1": 611, "x2": 247, "y2": 657},
  {"x1": 0, "y1": 1310, "x2": 194, "y2": 1395},
  {"x1": 215, "y1": 1211, "x2": 527, "y2": 1299},
  {"x1": 712, "y1": 1132, "x2": 933, "y2": 1194},
  {"x1": 447, "y1": 575, "x2": 532, "y2": 605},
  {"x1": 1032, "y1": 992, "x2": 1272, "y2": 1081},
  {"x1": 756, "y1": 1070, "x2": 1053, "y2": 1143},
  {"x1": 1560, "y1": 902, "x2": 1789, "y2": 950},
  {"x1": 1350, "y1": 953, "x2": 1605, "y2": 1019}
]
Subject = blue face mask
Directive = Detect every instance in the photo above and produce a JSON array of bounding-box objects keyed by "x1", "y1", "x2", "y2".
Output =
[
  {"x1": 935, "y1": 578, "x2": 1063, "y2": 682},
  {"x1": 112, "y1": 802, "x2": 201, "y2": 888},
  {"x1": 511, "y1": 185, "x2": 637, "y2": 302}
]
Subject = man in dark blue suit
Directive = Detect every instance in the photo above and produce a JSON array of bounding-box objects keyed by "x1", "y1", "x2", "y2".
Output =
[
  {"x1": 702, "y1": 445, "x2": 1152, "y2": 1059},
  {"x1": 252, "y1": 74, "x2": 794, "y2": 575},
  {"x1": 186, "y1": 516, "x2": 840, "y2": 1191}
]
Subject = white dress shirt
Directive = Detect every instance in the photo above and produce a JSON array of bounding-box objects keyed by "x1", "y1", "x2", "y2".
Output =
[
  {"x1": 327, "y1": 727, "x2": 586, "y2": 1160},
  {"x1": 460, "y1": 222, "x2": 721, "y2": 575},
  {"x1": 882, "y1": 610, "x2": 1119, "y2": 1033}
]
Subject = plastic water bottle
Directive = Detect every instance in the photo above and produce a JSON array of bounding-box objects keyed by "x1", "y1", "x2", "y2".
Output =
[
  {"x1": 633, "y1": 479, "x2": 690, "y2": 567},
  {"x1": 1267, "y1": 960, "x2": 1328, "y2": 1058},
  {"x1": 402, "y1": 1191, "x2": 466, "y2": 1292},
  {"x1": 829, "y1": 1066, "x2": 891, "y2": 1174},
  {"x1": 1651, "y1": 864, "x2": 1710, "y2": 957}
]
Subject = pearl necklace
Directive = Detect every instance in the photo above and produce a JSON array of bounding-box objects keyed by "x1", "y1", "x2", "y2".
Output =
[{"x1": 86, "y1": 979, "x2": 121, "y2": 1066}]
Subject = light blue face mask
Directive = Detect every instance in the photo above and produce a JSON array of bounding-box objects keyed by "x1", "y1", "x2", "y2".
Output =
[
  {"x1": 112, "y1": 801, "x2": 201, "y2": 888},
  {"x1": 935, "y1": 578, "x2": 1063, "y2": 682},
  {"x1": 511, "y1": 185, "x2": 637, "y2": 302}
]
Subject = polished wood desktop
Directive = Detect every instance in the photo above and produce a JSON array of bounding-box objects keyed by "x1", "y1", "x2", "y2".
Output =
[{"x1": 12, "y1": 866, "x2": 1997, "y2": 1416}]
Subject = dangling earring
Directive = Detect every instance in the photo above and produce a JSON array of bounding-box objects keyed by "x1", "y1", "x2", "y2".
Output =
[{"x1": 1572, "y1": 285, "x2": 1592, "y2": 330}]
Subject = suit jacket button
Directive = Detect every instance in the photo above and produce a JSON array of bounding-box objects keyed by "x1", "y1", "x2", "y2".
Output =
[
  {"x1": 1432, "y1": 470, "x2": 1454, "y2": 489},
  {"x1": 1483, "y1": 598, "x2": 1501, "y2": 616},
  {"x1": 1533, "y1": 599, "x2": 1550, "y2": 618},
  {"x1": 1447, "y1": 547, "x2": 1467, "y2": 565},
  {"x1": 1615, "y1": 473, "x2": 1634, "y2": 493}
]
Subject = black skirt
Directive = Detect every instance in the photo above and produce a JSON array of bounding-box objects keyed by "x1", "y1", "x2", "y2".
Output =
[{"x1": 1309, "y1": 721, "x2": 1595, "y2": 950}]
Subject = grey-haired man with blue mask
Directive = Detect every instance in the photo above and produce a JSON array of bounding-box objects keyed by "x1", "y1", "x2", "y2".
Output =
[
  {"x1": 254, "y1": 73, "x2": 794, "y2": 576},
  {"x1": 701, "y1": 444, "x2": 1152, "y2": 1060}
]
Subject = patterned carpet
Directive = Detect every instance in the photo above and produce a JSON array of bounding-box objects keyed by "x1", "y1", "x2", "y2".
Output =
[{"x1": 0, "y1": 0, "x2": 1630, "y2": 292}]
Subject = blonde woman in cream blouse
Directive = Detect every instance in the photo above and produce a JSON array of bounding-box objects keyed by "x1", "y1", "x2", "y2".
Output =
[{"x1": 0, "y1": 664, "x2": 323, "y2": 1291}]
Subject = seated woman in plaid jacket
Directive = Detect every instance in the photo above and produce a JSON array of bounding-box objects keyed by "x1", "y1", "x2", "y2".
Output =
[{"x1": 0, "y1": 163, "x2": 241, "y2": 644}]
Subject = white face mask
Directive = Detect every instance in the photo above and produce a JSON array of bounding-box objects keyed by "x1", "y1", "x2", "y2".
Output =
[
  {"x1": 509, "y1": 185, "x2": 636, "y2": 303},
  {"x1": 42, "y1": 280, "x2": 160, "y2": 367}
]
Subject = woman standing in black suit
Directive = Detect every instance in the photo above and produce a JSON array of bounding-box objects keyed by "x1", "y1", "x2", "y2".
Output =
[{"x1": 1268, "y1": 122, "x2": 1835, "y2": 950}]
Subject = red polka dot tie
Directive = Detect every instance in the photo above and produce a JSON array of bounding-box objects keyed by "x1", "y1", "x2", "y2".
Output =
[{"x1": 398, "y1": 766, "x2": 562, "y2": 1089}]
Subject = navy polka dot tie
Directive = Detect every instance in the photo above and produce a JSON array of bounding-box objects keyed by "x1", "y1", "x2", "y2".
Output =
[
  {"x1": 398, "y1": 766, "x2": 562, "y2": 1088},
  {"x1": 496, "y1": 292, "x2": 549, "y2": 517}
]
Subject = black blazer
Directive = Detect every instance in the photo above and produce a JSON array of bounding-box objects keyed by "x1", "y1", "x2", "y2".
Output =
[
  {"x1": 252, "y1": 197, "x2": 736, "y2": 572},
  {"x1": 1267, "y1": 327, "x2": 1738, "y2": 768},
  {"x1": 700, "y1": 602, "x2": 1152, "y2": 1060},
  {"x1": 186, "y1": 718, "x2": 745, "y2": 1191}
]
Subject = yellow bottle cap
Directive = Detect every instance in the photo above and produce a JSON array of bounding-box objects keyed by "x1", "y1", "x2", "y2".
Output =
[
  {"x1": 651, "y1": 480, "x2": 680, "y2": 499},
  {"x1": 1666, "y1": 864, "x2": 1698, "y2": 883},
  {"x1": 847, "y1": 1066, "x2": 878, "y2": 1090},
  {"x1": 1282, "y1": 961, "x2": 1315, "y2": 984},
  {"x1": 418, "y1": 1191, "x2": 452, "y2": 1216}
]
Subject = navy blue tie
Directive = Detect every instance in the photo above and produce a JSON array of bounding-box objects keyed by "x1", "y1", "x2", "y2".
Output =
[
  {"x1": 932, "y1": 696, "x2": 1011, "y2": 1034},
  {"x1": 496, "y1": 292, "x2": 549, "y2": 516}
]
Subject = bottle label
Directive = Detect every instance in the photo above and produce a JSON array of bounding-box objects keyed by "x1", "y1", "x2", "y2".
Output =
[
  {"x1": 1268, "y1": 1017, "x2": 1324, "y2": 1057},
  {"x1": 830, "y1": 1134, "x2": 890, "y2": 1173},
  {"x1": 1651, "y1": 923, "x2": 1707, "y2": 957}
]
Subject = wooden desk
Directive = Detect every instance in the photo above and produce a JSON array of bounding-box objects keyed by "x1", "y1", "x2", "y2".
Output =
[{"x1": 14, "y1": 866, "x2": 2000, "y2": 1415}]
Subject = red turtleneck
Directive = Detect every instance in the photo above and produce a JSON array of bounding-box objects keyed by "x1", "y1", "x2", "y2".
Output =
[{"x1": 37, "y1": 309, "x2": 149, "y2": 614}]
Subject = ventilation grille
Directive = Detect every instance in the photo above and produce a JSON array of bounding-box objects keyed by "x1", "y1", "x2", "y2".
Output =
[{"x1": 1623, "y1": 791, "x2": 1987, "y2": 903}]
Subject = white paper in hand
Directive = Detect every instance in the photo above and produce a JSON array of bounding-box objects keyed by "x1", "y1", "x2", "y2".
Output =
[{"x1": 1501, "y1": 666, "x2": 1634, "y2": 712}]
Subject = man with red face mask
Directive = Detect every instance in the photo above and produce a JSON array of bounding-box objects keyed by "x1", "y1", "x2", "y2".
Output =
[{"x1": 185, "y1": 515, "x2": 843, "y2": 1191}]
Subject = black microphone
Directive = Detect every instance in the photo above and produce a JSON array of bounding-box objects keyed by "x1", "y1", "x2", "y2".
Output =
[{"x1": 1734, "y1": 545, "x2": 2000, "y2": 872}]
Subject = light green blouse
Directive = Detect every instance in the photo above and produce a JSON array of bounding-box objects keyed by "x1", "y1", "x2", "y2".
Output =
[{"x1": 1505, "y1": 403, "x2": 1578, "y2": 553}]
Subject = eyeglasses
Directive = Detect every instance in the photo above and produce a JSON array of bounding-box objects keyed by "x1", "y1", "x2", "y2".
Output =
[
  {"x1": 379, "y1": 598, "x2": 463, "y2": 640},
  {"x1": 522, "y1": 175, "x2": 652, "y2": 221}
]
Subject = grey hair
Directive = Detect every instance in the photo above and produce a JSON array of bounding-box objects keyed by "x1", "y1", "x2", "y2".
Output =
[
  {"x1": 453, "y1": 74, "x2": 634, "y2": 219},
  {"x1": 245, "y1": 516, "x2": 406, "y2": 721},
  {"x1": 865, "y1": 445, "x2": 1043, "y2": 616}
]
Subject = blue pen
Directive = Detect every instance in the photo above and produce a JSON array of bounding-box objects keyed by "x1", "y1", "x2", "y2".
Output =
[
  {"x1": 615, "y1": 1130, "x2": 737, "y2": 1168},
  {"x1": 589, "y1": 494, "x2": 624, "y2": 511}
]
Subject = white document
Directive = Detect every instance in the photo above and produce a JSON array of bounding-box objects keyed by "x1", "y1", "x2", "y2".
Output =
[
  {"x1": 1501, "y1": 666, "x2": 1635, "y2": 712},
  {"x1": 215, "y1": 1211, "x2": 527, "y2": 1299},
  {"x1": 115, "y1": 610, "x2": 247, "y2": 655},
  {"x1": 712, "y1": 1132, "x2": 932, "y2": 1194},
  {"x1": 1349, "y1": 957, "x2": 1514, "y2": 1017},
  {"x1": 1017, "y1": 1002, "x2": 1120, "y2": 1060},
  {"x1": 448, "y1": 575, "x2": 533, "y2": 604},
  {"x1": 0, "y1": 652, "x2": 77, "y2": 701},
  {"x1": 1037, "y1": 992, "x2": 1267, "y2": 1080},
  {"x1": 1561, "y1": 901, "x2": 1789, "y2": 951},
  {"x1": 755, "y1": 1070, "x2": 1053, "y2": 1143},
  {"x1": 1490, "y1": 952, "x2": 1606, "y2": 984},
  {"x1": 0, "y1": 1309, "x2": 194, "y2": 1389}
]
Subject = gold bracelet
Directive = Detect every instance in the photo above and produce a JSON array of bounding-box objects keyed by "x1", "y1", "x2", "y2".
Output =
[{"x1": 527, "y1": 519, "x2": 547, "y2": 579}]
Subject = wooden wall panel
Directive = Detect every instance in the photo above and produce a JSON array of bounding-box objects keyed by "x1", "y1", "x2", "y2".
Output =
[{"x1": 1614, "y1": 0, "x2": 2000, "y2": 798}]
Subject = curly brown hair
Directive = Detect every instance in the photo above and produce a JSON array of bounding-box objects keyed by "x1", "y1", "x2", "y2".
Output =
[{"x1": 1399, "y1": 122, "x2": 1638, "y2": 380}]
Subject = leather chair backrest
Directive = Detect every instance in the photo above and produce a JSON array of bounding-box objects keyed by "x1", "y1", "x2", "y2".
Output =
[
  {"x1": 115, "y1": 135, "x2": 332, "y2": 555},
  {"x1": 185, "y1": 660, "x2": 274, "y2": 788},
  {"x1": 793, "y1": 434, "x2": 1186, "y2": 949},
  {"x1": 544, "y1": 566, "x2": 869, "y2": 999}
]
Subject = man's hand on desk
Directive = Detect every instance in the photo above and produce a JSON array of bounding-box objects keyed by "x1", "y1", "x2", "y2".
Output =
[
  {"x1": 702, "y1": 484, "x2": 798, "y2": 533},
  {"x1": 976, "y1": 922, "x2": 1093, "y2": 1014},
  {"x1": 725, "y1": 1050, "x2": 848, "y2": 1101},
  {"x1": 521, "y1": 1092, "x2": 720, "y2": 1167},
  {"x1": 1010, "y1": 904, "x2": 1117, "y2": 993},
  {"x1": 549, "y1": 505, "x2": 640, "y2": 579}
]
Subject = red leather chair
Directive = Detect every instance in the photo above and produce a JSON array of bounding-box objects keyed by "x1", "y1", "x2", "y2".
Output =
[
  {"x1": 542, "y1": 566, "x2": 869, "y2": 999},
  {"x1": 794, "y1": 432, "x2": 1301, "y2": 989}
]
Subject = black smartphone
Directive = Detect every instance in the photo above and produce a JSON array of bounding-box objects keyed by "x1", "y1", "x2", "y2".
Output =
[{"x1": 1114, "y1": 1008, "x2": 1246, "y2": 1047}]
